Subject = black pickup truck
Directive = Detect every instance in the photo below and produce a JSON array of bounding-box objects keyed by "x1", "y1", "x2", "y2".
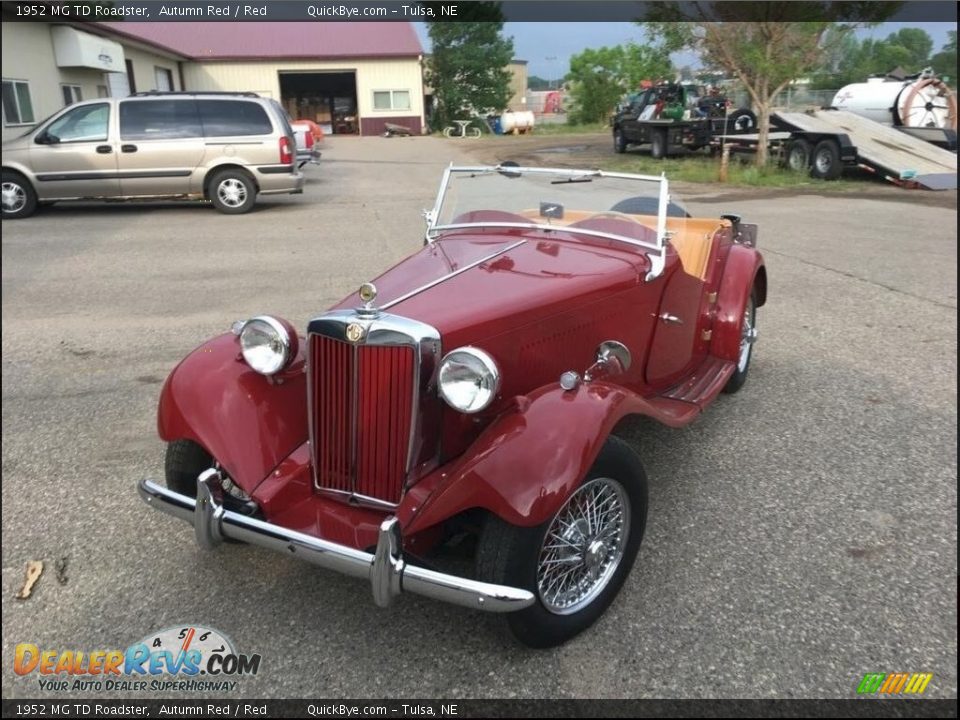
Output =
[{"x1": 611, "y1": 83, "x2": 756, "y2": 157}]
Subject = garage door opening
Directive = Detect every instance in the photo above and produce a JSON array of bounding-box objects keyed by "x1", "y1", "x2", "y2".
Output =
[{"x1": 280, "y1": 71, "x2": 358, "y2": 135}]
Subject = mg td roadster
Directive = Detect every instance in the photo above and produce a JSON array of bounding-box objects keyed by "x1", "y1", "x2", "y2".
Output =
[{"x1": 139, "y1": 165, "x2": 767, "y2": 647}]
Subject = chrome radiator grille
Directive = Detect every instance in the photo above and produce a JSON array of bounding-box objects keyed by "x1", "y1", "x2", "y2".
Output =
[{"x1": 307, "y1": 312, "x2": 440, "y2": 507}]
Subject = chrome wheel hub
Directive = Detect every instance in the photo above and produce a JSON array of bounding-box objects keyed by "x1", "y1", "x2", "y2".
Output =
[
  {"x1": 2, "y1": 182, "x2": 26, "y2": 212},
  {"x1": 217, "y1": 179, "x2": 247, "y2": 207},
  {"x1": 537, "y1": 477, "x2": 630, "y2": 615},
  {"x1": 738, "y1": 298, "x2": 756, "y2": 372}
]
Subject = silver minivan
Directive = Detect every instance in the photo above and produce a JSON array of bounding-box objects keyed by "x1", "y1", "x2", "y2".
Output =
[{"x1": 1, "y1": 92, "x2": 304, "y2": 218}]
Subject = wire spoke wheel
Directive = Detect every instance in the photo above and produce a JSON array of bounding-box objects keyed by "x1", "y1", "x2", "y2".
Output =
[
  {"x1": 738, "y1": 296, "x2": 757, "y2": 372},
  {"x1": 537, "y1": 477, "x2": 631, "y2": 615}
]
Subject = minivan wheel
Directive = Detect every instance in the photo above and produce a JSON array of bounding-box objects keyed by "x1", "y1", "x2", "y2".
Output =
[
  {"x1": 209, "y1": 170, "x2": 256, "y2": 214},
  {"x1": 1, "y1": 171, "x2": 37, "y2": 219}
]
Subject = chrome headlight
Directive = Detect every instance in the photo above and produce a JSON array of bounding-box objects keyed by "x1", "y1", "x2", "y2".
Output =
[
  {"x1": 438, "y1": 347, "x2": 500, "y2": 413},
  {"x1": 239, "y1": 316, "x2": 296, "y2": 376}
]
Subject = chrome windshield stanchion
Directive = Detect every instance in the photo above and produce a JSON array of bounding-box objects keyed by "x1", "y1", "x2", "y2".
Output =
[
  {"x1": 371, "y1": 517, "x2": 405, "y2": 607},
  {"x1": 645, "y1": 173, "x2": 670, "y2": 282},
  {"x1": 195, "y1": 468, "x2": 225, "y2": 550}
]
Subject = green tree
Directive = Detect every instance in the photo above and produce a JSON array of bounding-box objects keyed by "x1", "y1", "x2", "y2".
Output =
[
  {"x1": 642, "y1": 2, "x2": 897, "y2": 166},
  {"x1": 930, "y1": 31, "x2": 957, "y2": 81},
  {"x1": 425, "y1": 9, "x2": 514, "y2": 130},
  {"x1": 884, "y1": 28, "x2": 933, "y2": 70},
  {"x1": 528, "y1": 75, "x2": 552, "y2": 91},
  {"x1": 813, "y1": 27, "x2": 936, "y2": 90},
  {"x1": 566, "y1": 43, "x2": 672, "y2": 124}
]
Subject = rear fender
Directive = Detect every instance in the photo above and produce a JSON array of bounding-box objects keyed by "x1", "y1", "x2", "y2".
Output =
[
  {"x1": 711, "y1": 244, "x2": 766, "y2": 362},
  {"x1": 157, "y1": 333, "x2": 308, "y2": 494},
  {"x1": 403, "y1": 381, "x2": 674, "y2": 534}
]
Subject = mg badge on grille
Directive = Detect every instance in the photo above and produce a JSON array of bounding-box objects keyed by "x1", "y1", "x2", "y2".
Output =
[{"x1": 345, "y1": 323, "x2": 365, "y2": 343}]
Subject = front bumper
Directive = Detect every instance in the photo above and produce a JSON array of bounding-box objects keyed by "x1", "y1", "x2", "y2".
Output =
[{"x1": 137, "y1": 472, "x2": 534, "y2": 613}]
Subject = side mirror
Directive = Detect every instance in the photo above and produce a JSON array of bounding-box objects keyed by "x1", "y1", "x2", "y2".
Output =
[
  {"x1": 35, "y1": 131, "x2": 59, "y2": 145},
  {"x1": 584, "y1": 340, "x2": 632, "y2": 381}
]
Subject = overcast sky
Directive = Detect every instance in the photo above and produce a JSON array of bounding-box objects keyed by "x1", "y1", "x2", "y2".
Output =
[{"x1": 413, "y1": 22, "x2": 956, "y2": 78}]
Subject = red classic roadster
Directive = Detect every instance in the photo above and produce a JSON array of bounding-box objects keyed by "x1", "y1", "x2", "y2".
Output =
[{"x1": 139, "y1": 165, "x2": 766, "y2": 647}]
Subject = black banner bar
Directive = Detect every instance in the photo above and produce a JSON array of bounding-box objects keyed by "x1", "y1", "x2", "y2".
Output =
[
  {"x1": 1, "y1": 699, "x2": 958, "y2": 718},
  {"x1": 2, "y1": 1, "x2": 957, "y2": 23}
]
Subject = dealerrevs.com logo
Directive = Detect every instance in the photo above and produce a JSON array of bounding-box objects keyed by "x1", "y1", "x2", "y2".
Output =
[{"x1": 14, "y1": 625, "x2": 261, "y2": 693}]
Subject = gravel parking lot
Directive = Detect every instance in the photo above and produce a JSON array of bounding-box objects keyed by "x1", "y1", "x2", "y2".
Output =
[{"x1": 2, "y1": 135, "x2": 956, "y2": 700}]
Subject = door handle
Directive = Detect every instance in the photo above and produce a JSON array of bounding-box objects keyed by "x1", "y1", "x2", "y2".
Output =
[
  {"x1": 121, "y1": 144, "x2": 138, "y2": 153},
  {"x1": 96, "y1": 145, "x2": 113, "y2": 154},
  {"x1": 659, "y1": 313, "x2": 683, "y2": 325}
]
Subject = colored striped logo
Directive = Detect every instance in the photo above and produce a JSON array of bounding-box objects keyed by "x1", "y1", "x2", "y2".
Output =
[{"x1": 857, "y1": 672, "x2": 933, "y2": 695}]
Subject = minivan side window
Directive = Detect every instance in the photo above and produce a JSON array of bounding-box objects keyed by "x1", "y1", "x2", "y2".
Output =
[
  {"x1": 120, "y1": 100, "x2": 202, "y2": 140},
  {"x1": 197, "y1": 100, "x2": 273, "y2": 137},
  {"x1": 44, "y1": 103, "x2": 109, "y2": 143}
]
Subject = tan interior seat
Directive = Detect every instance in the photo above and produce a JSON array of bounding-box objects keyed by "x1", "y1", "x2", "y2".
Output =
[
  {"x1": 519, "y1": 209, "x2": 722, "y2": 280},
  {"x1": 664, "y1": 217, "x2": 722, "y2": 281}
]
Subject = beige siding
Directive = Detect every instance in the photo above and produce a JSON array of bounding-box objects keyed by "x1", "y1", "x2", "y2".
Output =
[
  {"x1": 124, "y1": 45, "x2": 181, "y2": 94},
  {"x1": 1, "y1": 23, "x2": 182, "y2": 142},
  {"x1": 1, "y1": 23, "x2": 100, "y2": 141},
  {"x1": 182, "y1": 58, "x2": 425, "y2": 133},
  {"x1": 507, "y1": 62, "x2": 529, "y2": 112}
]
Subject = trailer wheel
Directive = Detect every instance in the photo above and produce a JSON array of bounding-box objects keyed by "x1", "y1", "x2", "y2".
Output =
[
  {"x1": 810, "y1": 139, "x2": 842, "y2": 180},
  {"x1": 785, "y1": 139, "x2": 812, "y2": 173},
  {"x1": 650, "y1": 129, "x2": 668, "y2": 159}
]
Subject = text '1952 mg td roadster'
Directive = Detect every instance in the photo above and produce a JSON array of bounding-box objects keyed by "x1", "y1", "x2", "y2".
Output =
[{"x1": 138, "y1": 165, "x2": 767, "y2": 647}]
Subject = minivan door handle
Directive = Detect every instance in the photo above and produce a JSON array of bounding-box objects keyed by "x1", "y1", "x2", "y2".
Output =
[
  {"x1": 121, "y1": 144, "x2": 138, "y2": 153},
  {"x1": 96, "y1": 145, "x2": 113, "y2": 154}
]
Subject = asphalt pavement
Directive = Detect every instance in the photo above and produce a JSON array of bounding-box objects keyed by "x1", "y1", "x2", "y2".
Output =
[{"x1": 2, "y1": 135, "x2": 956, "y2": 700}]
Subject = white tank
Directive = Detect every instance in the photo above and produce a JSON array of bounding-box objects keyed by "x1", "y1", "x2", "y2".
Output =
[
  {"x1": 501, "y1": 111, "x2": 535, "y2": 133},
  {"x1": 832, "y1": 70, "x2": 957, "y2": 129}
]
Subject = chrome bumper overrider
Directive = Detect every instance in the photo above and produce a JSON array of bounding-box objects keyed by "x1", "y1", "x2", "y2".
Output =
[{"x1": 137, "y1": 473, "x2": 534, "y2": 613}]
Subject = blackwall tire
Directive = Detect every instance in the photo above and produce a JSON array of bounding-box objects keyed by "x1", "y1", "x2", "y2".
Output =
[
  {"x1": 1, "y1": 171, "x2": 38, "y2": 219},
  {"x1": 165, "y1": 439, "x2": 250, "y2": 542},
  {"x1": 475, "y1": 436, "x2": 648, "y2": 648},
  {"x1": 810, "y1": 139, "x2": 842, "y2": 180},
  {"x1": 613, "y1": 127, "x2": 627, "y2": 153},
  {"x1": 209, "y1": 170, "x2": 257, "y2": 214},
  {"x1": 726, "y1": 108, "x2": 757, "y2": 134},
  {"x1": 650, "y1": 129, "x2": 668, "y2": 159},
  {"x1": 785, "y1": 139, "x2": 812, "y2": 173},
  {"x1": 165, "y1": 439, "x2": 214, "y2": 497}
]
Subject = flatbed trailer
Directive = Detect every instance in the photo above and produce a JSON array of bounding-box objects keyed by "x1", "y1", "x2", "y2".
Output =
[{"x1": 717, "y1": 109, "x2": 957, "y2": 190}]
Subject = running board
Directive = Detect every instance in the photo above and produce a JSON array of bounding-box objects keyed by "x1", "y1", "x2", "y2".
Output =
[{"x1": 661, "y1": 355, "x2": 736, "y2": 407}]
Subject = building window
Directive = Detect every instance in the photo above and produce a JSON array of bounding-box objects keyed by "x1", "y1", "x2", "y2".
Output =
[
  {"x1": 154, "y1": 66, "x2": 174, "y2": 92},
  {"x1": 62, "y1": 85, "x2": 83, "y2": 106},
  {"x1": 373, "y1": 90, "x2": 411, "y2": 112},
  {"x1": 125, "y1": 59, "x2": 137, "y2": 93},
  {"x1": 1, "y1": 79, "x2": 35, "y2": 125}
]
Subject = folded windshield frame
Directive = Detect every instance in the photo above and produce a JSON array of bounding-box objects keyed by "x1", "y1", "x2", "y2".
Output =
[{"x1": 424, "y1": 165, "x2": 670, "y2": 281}]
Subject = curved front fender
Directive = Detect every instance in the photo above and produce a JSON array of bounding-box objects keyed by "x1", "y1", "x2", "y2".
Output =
[
  {"x1": 712, "y1": 244, "x2": 766, "y2": 363},
  {"x1": 403, "y1": 382, "x2": 686, "y2": 534},
  {"x1": 157, "y1": 333, "x2": 308, "y2": 494}
]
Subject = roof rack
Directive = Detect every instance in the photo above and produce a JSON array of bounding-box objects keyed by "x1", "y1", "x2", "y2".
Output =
[{"x1": 128, "y1": 91, "x2": 261, "y2": 97}]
